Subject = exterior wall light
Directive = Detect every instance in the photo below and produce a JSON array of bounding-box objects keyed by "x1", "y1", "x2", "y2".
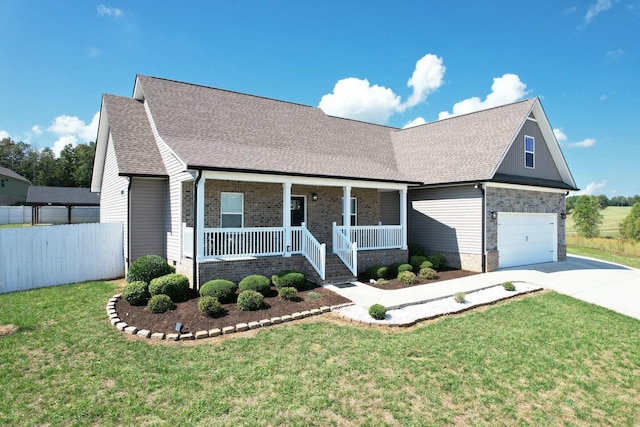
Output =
[
  {"x1": 490, "y1": 210, "x2": 497, "y2": 220},
  {"x1": 560, "y1": 211, "x2": 567, "y2": 220},
  {"x1": 312, "y1": 192, "x2": 318, "y2": 201}
]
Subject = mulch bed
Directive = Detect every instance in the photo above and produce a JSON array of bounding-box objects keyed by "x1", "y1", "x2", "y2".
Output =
[{"x1": 359, "y1": 268, "x2": 479, "y2": 290}]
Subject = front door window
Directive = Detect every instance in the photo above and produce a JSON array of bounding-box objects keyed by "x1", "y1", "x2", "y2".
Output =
[{"x1": 291, "y1": 196, "x2": 305, "y2": 226}]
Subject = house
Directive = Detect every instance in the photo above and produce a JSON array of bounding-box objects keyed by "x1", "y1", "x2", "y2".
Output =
[
  {"x1": 26, "y1": 186, "x2": 100, "y2": 224},
  {"x1": 91, "y1": 75, "x2": 577, "y2": 287},
  {"x1": 0, "y1": 166, "x2": 30, "y2": 206}
]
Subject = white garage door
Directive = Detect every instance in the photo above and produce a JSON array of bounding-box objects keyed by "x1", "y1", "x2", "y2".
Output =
[{"x1": 497, "y1": 213, "x2": 557, "y2": 268}]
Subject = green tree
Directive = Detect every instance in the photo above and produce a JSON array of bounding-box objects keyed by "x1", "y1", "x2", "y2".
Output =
[
  {"x1": 620, "y1": 202, "x2": 640, "y2": 241},
  {"x1": 572, "y1": 195, "x2": 603, "y2": 238},
  {"x1": 566, "y1": 195, "x2": 579, "y2": 213},
  {"x1": 596, "y1": 194, "x2": 609, "y2": 210}
]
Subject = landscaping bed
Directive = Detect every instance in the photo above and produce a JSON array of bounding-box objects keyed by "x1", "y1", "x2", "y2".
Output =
[{"x1": 359, "y1": 267, "x2": 478, "y2": 290}]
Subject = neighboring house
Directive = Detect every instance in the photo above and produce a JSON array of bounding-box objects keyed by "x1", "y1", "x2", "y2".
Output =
[
  {"x1": 26, "y1": 186, "x2": 100, "y2": 224},
  {"x1": 0, "y1": 166, "x2": 30, "y2": 205},
  {"x1": 91, "y1": 75, "x2": 577, "y2": 287}
]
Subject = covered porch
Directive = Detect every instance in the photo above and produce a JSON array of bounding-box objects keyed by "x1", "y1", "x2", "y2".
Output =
[{"x1": 182, "y1": 170, "x2": 408, "y2": 285}]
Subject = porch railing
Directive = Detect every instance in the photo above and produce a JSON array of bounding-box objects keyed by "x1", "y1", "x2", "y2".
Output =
[
  {"x1": 336, "y1": 224, "x2": 402, "y2": 250},
  {"x1": 332, "y1": 222, "x2": 357, "y2": 276},
  {"x1": 300, "y1": 222, "x2": 325, "y2": 280}
]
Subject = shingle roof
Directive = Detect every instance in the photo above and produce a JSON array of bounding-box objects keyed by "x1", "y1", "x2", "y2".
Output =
[
  {"x1": 392, "y1": 99, "x2": 537, "y2": 185},
  {"x1": 26, "y1": 186, "x2": 100, "y2": 206},
  {"x1": 102, "y1": 94, "x2": 167, "y2": 176},
  {"x1": 0, "y1": 166, "x2": 30, "y2": 183}
]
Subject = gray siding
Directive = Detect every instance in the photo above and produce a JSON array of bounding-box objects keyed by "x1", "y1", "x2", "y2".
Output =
[
  {"x1": 380, "y1": 190, "x2": 400, "y2": 225},
  {"x1": 130, "y1": 178, "x2": 167, "y2": 261},
  {"x1": 496, "y1": 119, "x2": 562, "y2": 180},
  {"x1": 99, "y1": 135, "x2": 128, "y2": 264},
  {"x1": 408, "y1": 186, "x2": 482, "y2": 254}
]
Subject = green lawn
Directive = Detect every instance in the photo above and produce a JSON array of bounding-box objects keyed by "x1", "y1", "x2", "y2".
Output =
[
  {"x1": 567, "y1": 206, "x2": 631, "y2": 238},
  {"x1": 0, "y1": 223, "x2": 30, "y2": 229},
  {"x1": 1, "y1": 281, "x2": 639, "y2": 426}
]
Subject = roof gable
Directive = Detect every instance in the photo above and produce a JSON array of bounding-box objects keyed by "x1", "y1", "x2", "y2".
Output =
[{"x1": 0, "y1": 166, "x2": 30, "y2": 183}]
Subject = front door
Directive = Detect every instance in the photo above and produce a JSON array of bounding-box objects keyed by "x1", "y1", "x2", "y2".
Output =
[{"x1": 291, "y1": 196, "x2": 306, "y2": 226}]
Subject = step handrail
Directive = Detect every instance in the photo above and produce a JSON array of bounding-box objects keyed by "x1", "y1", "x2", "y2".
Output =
[{"x1": 332, "y1": 222, "x2": 357, "y2": 276}]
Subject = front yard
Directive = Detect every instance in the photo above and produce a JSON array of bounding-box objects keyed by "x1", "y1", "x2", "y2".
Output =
[{"x1": 1, "y1": 280, "x2": 639, "y2": 425}]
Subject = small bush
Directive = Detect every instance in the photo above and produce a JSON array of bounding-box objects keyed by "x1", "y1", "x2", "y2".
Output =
[
  {"x1": 503, "y1": 281, "x2": 516, "y2": 291},
  {"x1": 454, "y1": 292, "x2": 466, "y2": 303},
  {"x1": 419, "y1": 260, "x2": 433, "y2": 270},
  {"x1": 278, "y1": 287, "x2": 298, "y2": 301},
  {"x1": 418, "y1": 267, "x2": 438, "y2": 280},
  {"x1": 198, "y1": 296, "x2": 223, "y2": 317},
  {"x1": 366, "y1": 265, "x2": 388, "y2": 280},
  {"x1": 388, "y1": 262, "x2": 403, "y2": 277},
  {"x1": 426, "y1": 253, "x2": 445, "y2": 270},
  {"x1": 408, "y1": 242, "x2": 424, "y2": 257},
  {"x1": 369, "y1": 304, "x2": 387, "y2": 320},
  {"x1": 199, "y1": 279, "x2": 238, "y2": 303},
  {"x1": 147, "y1": 294, "x2": 174, "y2": 314},
  {"x1": 237, "y1": 290, "x2": 264, "y2": 311},
  {"x1": 149, "y1": 273, "x2": 190, "y2": 302},
  {"x1": 122, "y1": 281, "x2": 149, "y2": 306},
  {"x1": 398, "y1": 271, "x2": 417, "y2": 284},
  {"x1": 376, "y1": 278, "x2": 388, "y2": 286},
  {"x1": 271, "y1": 270, "x2": 305, "y2": 290},
  {"x1": 409, "y1": 255, "x2": 429, "y2": 272},
  {"x1": 126, "y1": 255, "x2": 175, "y2": 284},
  {"x1": 238, "y1": 275, "x2": 271, "y2": 295},
  {"x1": 308, "y1": 291, "x2": 321, "y2": 299},
  {"x1": 397, "y1": 263, "x2": 413, "y2": 274}
]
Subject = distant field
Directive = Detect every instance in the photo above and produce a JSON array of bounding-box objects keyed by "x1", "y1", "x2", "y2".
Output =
[{"x1": 566, "y1": 206, "x2": 631, "y2": 238}]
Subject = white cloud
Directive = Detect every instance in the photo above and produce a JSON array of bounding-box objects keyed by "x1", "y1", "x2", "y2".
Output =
[
  {"x1": 403, "y1": 117, "x2": 427, "y2": 129},
  {"x1": 573, "y1": 180, "x2": 607, "y2": 195},
  {"x1": 31, "y1": 125, "x2": 42, "y2": 136},
  {"x1": 567, "y1": 138, "x2": 597, "y2": 148},
  {"x1": 585, "y1": 0, "x2": 614, "y2": 23},
  {"x1": 97, "y1": 5, "x2": 123, "y2": 17},
  {"x1": 553, "y1": 128, "x2": 568, "y2": 142},
  {"x1": 606, "y1": 48, "x2": 625, "y2": 57},
  {"x1": 405, "y1": 54, "x2": 446, "y2": 108},
  {"x1": 0, "y1": 130, "x2": 10, "y2": 140},
  {"x1": 438, "y1": 73, "x2": 528, "y2": 120},
  {"x1": 46, "y1": 112, "x2": 99, "y2": 156},
  {"x1": 52, "y1": 135, "x2": 78, "y2": 157},
  {"x1": 319, "y1": 53, "x2": 445, "y2": 125}
]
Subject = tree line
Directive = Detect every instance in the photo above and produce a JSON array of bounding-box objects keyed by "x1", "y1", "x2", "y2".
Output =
[
  {"x1": 566, "y1": 194, "x2": 640, "y2": 211},
  {"x1": 569, "y1": 194, "x2": 640, "y2": 242},
  {"x1": 0, "y1": 137, "x2": 95, "y2": 188}
]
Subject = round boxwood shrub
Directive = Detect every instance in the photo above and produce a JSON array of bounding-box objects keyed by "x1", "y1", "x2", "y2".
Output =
[
  {"x1": 503, "y1": 281, "x2": 516, "y2": 291},
  {"x1": 237, "y1": 290, "x2": 264, "y2": 311},
  {"x1": 278, "y1": 287, "x2": 298, "y2": 301},
  {"x1": 366, "y1": 265, "x2": 388, "y2": 280},
  {"x1": 199, "y1": 279, "x2": 238, "y2": 303},
  {"x1": 198, "y1": 296, "x2": 223, "y2": 317},
  {"x1": 408, "y1": 242, "x2": 424, "y2": 257},
  {"x1": 238, "y1": 274, "x2": 271, "y2": 295},
  {"x1": 388, "y1": 262, "x2": 403, "y2": 277},
  {"x1": 418, "y1": 267, "x2": 438, "y2": 280},
  {"x1": 122, "y1": 281, "x2": 149, "y2": 306},
  {"x1": 147, "y1": 294, "x2": 174, "y2": 314},
  {"x1": 409, "y1": 255, "x2": 429, "y2": 272},
  {"x1": 149, "y1": 273, "x2": 190, "y2": 302},
  {"x1": 398, "y1": 270, "x2": 417, "y2": 285},
  {"x1": 397, "y1": 263, "x2": 413, "y2": 274},
  {"x1": 426, "y1": 253, "x2": 445, "y2": 270},
  {"x1": 419, "y1": 260, "x2": 434, "y2": 270},
  {"x1": 271, "y1": 270, "x2": 305, "y2": 290},
  {"x1": 126, "y1": 255, "x2": 175, "y2": 284},
  {"x1": 369, "y1": 304, "x2": 387, "y2": 320}
]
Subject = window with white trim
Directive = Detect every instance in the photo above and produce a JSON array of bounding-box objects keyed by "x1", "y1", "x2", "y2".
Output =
[
  {"x1": 524, "y1": 135, "x2": 535, "y2": 168},
  {"x1": 341, "y1": 197, "x2": 357, "y2": 226},
  {"x1": 221, "y1": 192, "x2": 243, "y2": 228}
]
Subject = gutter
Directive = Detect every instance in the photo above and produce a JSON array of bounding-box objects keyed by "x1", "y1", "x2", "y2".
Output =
[
  {"x1": 477, "y1": 183, "x2": 486, "y2": 273},
  {"x1": 127, "y1": 176, "x2": 133, "y2": 269},
  {"x1": 192, "y1": 169, "x2": 203, "y2": 291}
]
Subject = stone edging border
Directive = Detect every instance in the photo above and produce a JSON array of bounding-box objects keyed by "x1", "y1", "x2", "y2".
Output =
[{"x1": 106, "y1": 294, "x2": 355, "y2": 341}]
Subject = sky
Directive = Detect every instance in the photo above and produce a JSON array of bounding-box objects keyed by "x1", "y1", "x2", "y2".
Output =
[{"x1": 1, "y1": 1, "x2": 638, "y2": 197}]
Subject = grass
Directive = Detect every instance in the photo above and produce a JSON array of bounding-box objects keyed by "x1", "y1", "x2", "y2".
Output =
[
  {"x1": 566, "y1": 206, "x2": 631, "y2": 238},
  {"x1": 0, "y1": 223, "x2": 31, "y2": 229},
  {"x1": 2, "y1": 281, "x2": 640, "y2": 425}
]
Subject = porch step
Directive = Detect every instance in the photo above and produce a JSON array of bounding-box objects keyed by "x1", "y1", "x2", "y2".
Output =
[{"x1": 322, "y1": 254, "x2": 357, "y2": 285}]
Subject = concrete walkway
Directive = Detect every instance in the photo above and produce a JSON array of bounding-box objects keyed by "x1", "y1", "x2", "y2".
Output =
[{"x1": 325, "y1": 255, "x2": 640, "y2": 320}]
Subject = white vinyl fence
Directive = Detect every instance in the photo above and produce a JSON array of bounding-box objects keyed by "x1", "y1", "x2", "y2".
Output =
[
  {"x1": 0, "y1": 222, "x2": 124, "y2": 294},
  {"x1": 0, "y1": 206, "x2": 100, "y2": 225}
]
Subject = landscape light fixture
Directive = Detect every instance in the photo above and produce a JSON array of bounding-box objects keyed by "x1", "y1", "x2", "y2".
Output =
[{"x1": 175, "y1": 322, "x2": 183, "y2": 333}]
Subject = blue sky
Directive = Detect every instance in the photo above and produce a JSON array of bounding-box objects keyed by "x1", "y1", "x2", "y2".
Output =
[{"x1": 1, "y1": 1, "x2": 638, "y2": 197}]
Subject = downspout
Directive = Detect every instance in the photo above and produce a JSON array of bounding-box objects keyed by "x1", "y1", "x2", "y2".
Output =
[
  {"x1": 127, "y1": 176, "x2": 132, "y2": 268},
  {"x1": 192, "y1": 169, "x2": 203, "y2": 291},
  {"x1": 478, "y1": 183, "x2": 486, "y2": 273}
]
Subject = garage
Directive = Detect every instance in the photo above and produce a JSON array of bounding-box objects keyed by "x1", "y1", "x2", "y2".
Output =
[{"x1": 497, "y1": 212, "x2": 557, "y2": 268}]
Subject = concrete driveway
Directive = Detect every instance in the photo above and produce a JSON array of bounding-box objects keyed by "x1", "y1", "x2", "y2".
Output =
[{"x1": 500, "y1": 255, "x2": 640, "y2": 320}]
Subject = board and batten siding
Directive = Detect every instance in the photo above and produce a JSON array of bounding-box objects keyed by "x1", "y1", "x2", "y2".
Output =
[
  {"x1": 380, "y1": 190, "x2": 400, "y2": 225},
  {"x1": 496, "y1": 119, "x2": 563, "y2": 181},
  {"x1": 130, "y1": 178, "x2": 167, "y2": 261},
  {"x1": 408, "y1": 186, "x2": 482, "y2": 255},
  {"x1": 0, "y1": 223, "x2": 124, "y2": 294},
  {"x1": 99, "y1": 135, "x2": 128, "y2": 264}
]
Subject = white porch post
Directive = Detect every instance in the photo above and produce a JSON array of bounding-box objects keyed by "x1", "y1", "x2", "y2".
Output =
[
  {"x1": 197, "y1": 177, "x2": 206, "y2": 261},
  {"x1": 400, "y1": 188, "x2": 408, "y2": 250},
  {"x1": 283, "y1": 182, "x2": 292, "y2": 257},
  {"x1": 343, "y1": 185, "x2": 352, "y2": 236}
]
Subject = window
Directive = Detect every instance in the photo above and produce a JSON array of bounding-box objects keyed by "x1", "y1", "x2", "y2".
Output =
[
  {"x1": 524, "y1": 135, "x2": 535, "y2": 168},
  {"x1": 221, "y1": 192, "x2": 243, "y2": 228},
  {"x1": 342, "y1": 197, "x2": 357, "y2": 226}
]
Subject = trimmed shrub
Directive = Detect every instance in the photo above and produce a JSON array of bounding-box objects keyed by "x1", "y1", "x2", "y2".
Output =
[
  {"x1": 126, "y1": 255, "x2": 175, "y2": 284},
  {"x1": 278, "y1": 287, "x2": 298, "y2": 301},
  {"x1": 147, "y1": 294, "x2": 174, "y2": 314},
  {"x1": 503, "y1": 281, "x2": 516, "y2": 292},
  {"x1": 454, "y1": 292, "x2": 466, "y2": 303},
  {"x1": 419, "y1": 260, "x2": 433, "y2": 270},
  {"x1": 271, "y1": 270, "x2": 305, "y2": 290},
  {"x1": 369, "y1": 304, "x2": 387, "y2": 320},
  {"x1": 149, "y1": 273, "x2": 190, "y2": 302},
  {"x1": 199, "y1": 279, "x2": 238, "y2": 303},
  {"x1": 122, "y1": 281, "x2": 149, "y2": 306},
  {"x1": 308, "y1": 291, "x2": 321, "y2": 299},
  {"x1": 237, "y1": 290, "x2": 264, "y2": 311},
  {"x1": 408, "y1": 242, "x2": 424, "y2": 258},
  {"x1": 397, "y1": 263, "x2": 413, "y2": 274},
  {"x1": 418, "y1": 267, "x2": 438, "y2": 280},
  {"x1": 426, "y1": 253, "x2": 446, "y2": 270},
  {"x1": 198, "y1": 296, "x2": 223, "y2": 317},
  {"x1": 388, "y1": 262, "x2": 403, "y2": 278},
  {"x1": 366, "y1": 265, "x2": 388, "y2": 280},
  {"x1": 238, "y1": 275, "x2": 271, "y2": 295},
  {"x1": 398, "y1": 271, "x2": 417, "y2": 284},
  {"x1": 409, "y1": 255, "x2": 429, "y2": 272}
]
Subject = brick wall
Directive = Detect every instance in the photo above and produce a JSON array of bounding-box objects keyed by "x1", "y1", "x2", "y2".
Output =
[
  {"x1": 198, "y1": 256, "x2": 306, "y2": 285},
  {"x1": 357, "y1": 249, "x2": 408, "y2": 273}
]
